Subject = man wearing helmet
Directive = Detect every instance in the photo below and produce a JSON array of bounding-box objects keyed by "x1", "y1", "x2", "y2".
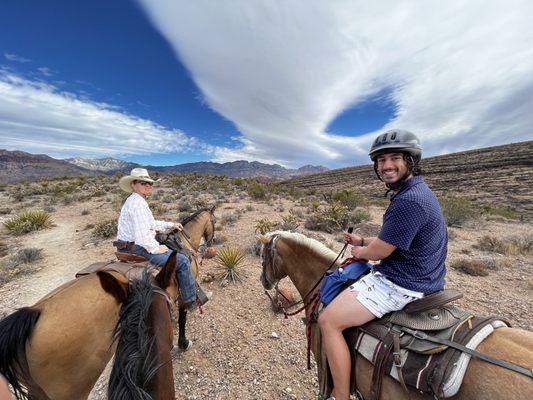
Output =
[{"x1": 318, "y1": 130, "x2": 448, "y2": 400}]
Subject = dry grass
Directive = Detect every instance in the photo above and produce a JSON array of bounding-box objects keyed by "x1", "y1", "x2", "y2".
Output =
[
  {"x1": 450, "y1": 259, "x2": 490, "y2": 276},
  {"x1": 475, "y1": 234, "x2": 533, "y2": 256}
]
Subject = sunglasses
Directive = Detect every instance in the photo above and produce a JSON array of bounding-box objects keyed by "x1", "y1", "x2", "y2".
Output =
[{"x1": 136, "y1": 181, "x2": 153, "y2": 187}]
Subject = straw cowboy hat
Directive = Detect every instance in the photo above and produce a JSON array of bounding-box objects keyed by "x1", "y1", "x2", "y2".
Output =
[{"x1": 119, "y1": 168, "x2": 156, "y2": 193}]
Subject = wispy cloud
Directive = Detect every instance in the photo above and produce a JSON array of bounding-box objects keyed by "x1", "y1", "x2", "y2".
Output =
[
  {"x1": 0, "y1": 71, "x2": 211, "y2": 159},
  {"x1": 4, "y1": 53, "x2": 32, "y2": 63},
  {"x1": 139, "y1": 0, "x2": 533, "y2": 167},
  {"x1": 37, "y1": 67, "x2": 53, "y2": 76}
]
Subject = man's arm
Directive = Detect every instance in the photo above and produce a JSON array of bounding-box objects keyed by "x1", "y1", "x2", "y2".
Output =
[{"x1": 351, "y1": 238, "x2": 396, "y2": 261}]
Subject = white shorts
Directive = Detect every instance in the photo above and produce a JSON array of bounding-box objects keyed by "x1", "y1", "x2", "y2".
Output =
[{"x1": 349, "y1": 270, "x2": 424, "y2": 318}]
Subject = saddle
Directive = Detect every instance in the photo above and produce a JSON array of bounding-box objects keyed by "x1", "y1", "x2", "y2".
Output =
[
  {"x1": 319, "y1": 289, "x2": 510, "y2": 399},
  {"x1": 75, "y1": 259, "x2": 157, "y2": 284}
]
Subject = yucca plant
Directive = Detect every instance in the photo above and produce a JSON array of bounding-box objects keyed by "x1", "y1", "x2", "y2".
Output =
[
  {"x1": 215, "y1": 246, "x2": 245, "y2": 284},
  {"x1": 3, "y1": 210, "x2": 52, "y2": 235}
]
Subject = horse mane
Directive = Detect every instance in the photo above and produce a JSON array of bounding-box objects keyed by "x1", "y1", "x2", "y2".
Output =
[
  {"x1": 267, "y1": 230, "x2": 337, "y2": 265},
  {"x1": 180, "y1": 207, "x2": 212, "y2": 226},
  {"x1": 108, "y1": 271, "x2": 159, "y2": 400}
]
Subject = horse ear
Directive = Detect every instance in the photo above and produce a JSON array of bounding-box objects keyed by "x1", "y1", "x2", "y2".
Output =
[
  {"x1": 97, "y1": 271, "x2": 129, "y2": 303},
  {"x1": 155, "y1": 251, "x2": 177, "y2": 290},
  {"x1": 258, "y1": 235, "x2": 270, "y2": 244}
]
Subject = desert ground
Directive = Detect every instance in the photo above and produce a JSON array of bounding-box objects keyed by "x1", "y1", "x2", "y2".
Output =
[{"x1": 0, "y1": 174, "x2": 531, "y2": 399}]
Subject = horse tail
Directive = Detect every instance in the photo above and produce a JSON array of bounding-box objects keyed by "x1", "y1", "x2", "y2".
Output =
[
  {"x1": 0, "y1": 307, "x2": 41, "y2": 400},
  {"x1": 108, "y1": 271, "x2": 159, "y2": 400}
]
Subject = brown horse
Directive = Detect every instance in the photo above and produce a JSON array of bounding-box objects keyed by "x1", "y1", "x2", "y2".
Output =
[
  {"x1": 107, "y1": 257, "x2": 178, "y2": 400},
  {"x1": 0, "y1": 206, "x2": 216, "y2": 400},
  {"x1": 0, "y1": 253, "x2": 179, "y2": 400},
  {"x1": 259, "y1": 231, "x2": 533, "y2": 400},
  {"x1": 174, "y1": 206, "x2": 216, "y2": 350}
]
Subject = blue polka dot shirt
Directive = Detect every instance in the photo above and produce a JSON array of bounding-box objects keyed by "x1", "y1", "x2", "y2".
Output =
[{"x1": 375, "y1": 176, "x2": 447, "y2": 294}]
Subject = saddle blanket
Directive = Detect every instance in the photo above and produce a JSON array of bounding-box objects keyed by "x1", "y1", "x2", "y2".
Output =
[{"x1": 353, "y1": 319, "x2": 508, "y2": 398}]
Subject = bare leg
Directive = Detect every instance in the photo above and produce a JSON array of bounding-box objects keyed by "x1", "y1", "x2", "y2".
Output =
[{"x1": 318, "y1": 288, "x2": 375, "y2": 400}]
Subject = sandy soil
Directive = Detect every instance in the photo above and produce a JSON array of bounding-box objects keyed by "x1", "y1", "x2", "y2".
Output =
[{"x1": 0, "y1": 187, "x2": 531, "y2": 399}]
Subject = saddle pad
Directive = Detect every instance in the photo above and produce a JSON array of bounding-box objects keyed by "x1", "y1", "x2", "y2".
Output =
[
  {"x1": 75, "y1": 260, "x2": 158, "y2": 283},
  {"x1": 352, "y1": 319, "x2": 508, "y2": 398}
]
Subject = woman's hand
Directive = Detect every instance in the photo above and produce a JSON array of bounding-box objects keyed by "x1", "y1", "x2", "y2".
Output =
[
  {"x1": 173, "y1": 223, "x2": 184, "y2": 231},
  {"x1": 158, "y1": 245, "x2": 169, "y2": 253},
  {"x1": 344, "y1": 231, "x2": 362, "y2": 246}
]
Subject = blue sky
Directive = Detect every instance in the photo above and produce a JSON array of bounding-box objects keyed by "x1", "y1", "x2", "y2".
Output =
[{"x1": 1, "y1": 1, "x2": 532, "y2": 168}]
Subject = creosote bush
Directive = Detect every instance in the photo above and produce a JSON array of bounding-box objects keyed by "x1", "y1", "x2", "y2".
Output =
[
  {"x1": 279, "y1": 211, "x2": 300, "y2": 231},
  {"x1": 439, "y1": 196, "x2": 477, "y2": 227},
  {"x1": 1, "y1": 248, "x2": 44, "y2": 285},
  {"x1": 3, "y1": 210, "x2": 52, "y2": 235},
  {"x1": 450, "y1": 259, "x2": 490, "y2": 276},
  {"x1": 215, "y1": 246, "x2": 245, "y2": 284},
  {"x1": 92, "y1": 219, "x2": 118, "y2": 238}
]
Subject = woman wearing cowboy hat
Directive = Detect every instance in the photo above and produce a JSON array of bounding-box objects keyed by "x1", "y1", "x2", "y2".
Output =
[{"x1": 116, "y1": 167, "x2": 197, "y2": 307}]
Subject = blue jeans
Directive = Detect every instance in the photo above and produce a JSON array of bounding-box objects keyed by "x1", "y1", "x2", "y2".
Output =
[{"x1": 126, "y1": 245, "x2": 197, "y2": 303}]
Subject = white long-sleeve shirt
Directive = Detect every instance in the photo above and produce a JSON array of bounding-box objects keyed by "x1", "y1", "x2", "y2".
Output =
[{"x1": 117, "y1": 193, "x2": 174, "y2": 254}]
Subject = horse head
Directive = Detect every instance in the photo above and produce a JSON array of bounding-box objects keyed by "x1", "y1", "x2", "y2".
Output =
[
  {"x1": 203, "y1": 205, "x2": 216, "y2": 246},
  {"x1": 259, "y1": 233, "x2": 287, "y2": 290}
]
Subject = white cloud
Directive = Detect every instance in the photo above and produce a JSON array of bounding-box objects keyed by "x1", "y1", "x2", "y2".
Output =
[
  {"x1": 0, "y1": 71, "x2": 209, "y2": 159},
  {"x1": 139, "y1": 0, "x2": 533, "y2": 167},
  {"x1": 4, "y1": 53, "x2": 32, "y2": 63},
  {"x1": 37, "y1": 67, "x2": 53, "y2": 77}
]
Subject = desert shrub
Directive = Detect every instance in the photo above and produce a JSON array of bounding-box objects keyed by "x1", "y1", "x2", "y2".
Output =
[
  {"x1": 439, "y1": 196, "x2": 477, "y2": 227},
  {"x1": 0, "y1": 241, "x2": 8, "y2": 257},
  {"x1": 255, "y1": 218, "x2": 277, "y2": 235},
  {"x1": 81, "y1": 209, "x2": 90, "y2": 216},
  {"x1": 474, "y1": 234, "x2": 533, "y2": 256},
  {"x1": 149, "y1": 201, "x2": 166, "y2": 217},
  {"x1": 330, "y1": 189, "x2": 365, "y2": 208},
  {"x1": 245, "y1": 204, "x2": 255, "y2": 211},
  {"x1": 481, "y1": 205, "x2": 518, "y2": 220},
  {"x1": 193, "y1": 196, "x2": 209, "y2": 209},
  {"x1": 0, "y1": 248, "x2": 44, "y2": 285},
  {"x1": 220, "y1": 211, "x2": 239, "y2": 226},
  {"x1": 247, "y1": 182, "x2": 267, "y2": 200},
  {"x1": 304, "y1": 202, "x2": 351, "y2": 233},
  {"x1": 215, "y1": 246, "x2": 245, "y2": 284},
  {"x1": 450, "y1": 259, "x2": 490, "y2": 276},
  {"x1": 0, "y1": 208, "x2": 12, "y2": 215},
  {"x1": 3, "y1": 210, "x2": 52, "y2": 235},
  {"x1": 350, "y1": 208, "x2": 371, "y2": 225},
  {"x1": 43, "y1": 206, "x2": 56, "y2": 213},
  {"x1": 279, "y1": 211, "x2": 300, "y2": 231},
  {"x1": 92, "y1": 219, "x2": 117, "y2": 238}
]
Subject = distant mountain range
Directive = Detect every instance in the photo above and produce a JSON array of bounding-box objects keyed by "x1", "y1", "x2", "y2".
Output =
[{"x1": 0, "y1": 151, "x2": 328, "y2": 183}]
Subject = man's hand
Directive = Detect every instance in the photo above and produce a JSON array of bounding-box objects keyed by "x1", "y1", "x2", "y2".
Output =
[
  {"x1": 350, "y1": 245, "x2": 365, "y2": 260},
  {"x1": 158, "y1": 245, "x2": 169, "y2": 253},
  {"x1": 344, "y1": 231, "x2": 362, "y2": 246},
  {"x1": 173, "y1": 223, "x2": 184, "y2": 231}
]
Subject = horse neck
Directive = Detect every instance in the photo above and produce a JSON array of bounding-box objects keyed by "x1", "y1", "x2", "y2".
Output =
[
  {"x1": 277, "y1": 239, "x2": 330, "y2": 299},
  {"x1": 183, "y1": 212, "x2": 209, "y2": 250},
  {"x1": 146, "y1": 294, "x2": 175, "y2": 400}
]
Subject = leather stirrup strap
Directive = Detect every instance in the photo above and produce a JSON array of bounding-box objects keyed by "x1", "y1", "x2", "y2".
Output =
[
  {"x1": 392, "y1": 329, "x2": 410, "y2": 397},
  {"x1": 401, "y1": 327, "x2": 533, "y2": 379},
  {"x1": 370, "y1": 332, "x2": 394, "y2": 400}
]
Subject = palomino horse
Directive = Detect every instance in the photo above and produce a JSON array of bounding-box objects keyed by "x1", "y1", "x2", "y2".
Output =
[
  {"x1": 108, "y1": 259, "x2": 178, "y2": 400},
  {"x1": 0, "y1": 253, "x2": 180, "y2": 400},
  {"x1": 174, "y1": 206, "x2": 216, "y2": 350},
  {"x1": 259, "y1": 231, "x2": 533, "y2": 400}
]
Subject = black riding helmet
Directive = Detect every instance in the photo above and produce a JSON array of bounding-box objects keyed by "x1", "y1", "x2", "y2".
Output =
[{"x1": 369, "y1": 129, "x2": 423, "y2": 190}]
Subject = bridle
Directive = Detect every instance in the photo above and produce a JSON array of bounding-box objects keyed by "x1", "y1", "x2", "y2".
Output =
[{"x1": 262, "y1": 234, "x2": 349, "y2": 318}]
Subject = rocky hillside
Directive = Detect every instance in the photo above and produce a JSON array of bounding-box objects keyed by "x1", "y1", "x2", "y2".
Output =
[
  {"x1": 0, "y1": 150, "x2": 93, "y2": 183},
  {"x1": 284, "y1": 141, "x2": 533, "y2": 219},
  {"x1": 152, "y1": 160, "x2": 328, "y2": 179},
  {"x1": 66, "y1": 157, "x2": 138, "y2": 173}
]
